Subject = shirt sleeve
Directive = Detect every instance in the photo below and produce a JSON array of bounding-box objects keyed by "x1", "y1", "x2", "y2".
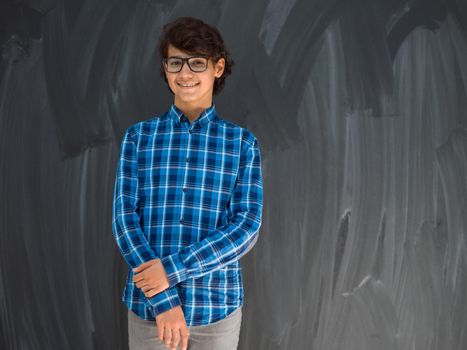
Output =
[
  {"x1": 159, "y1": 136, "x2": 263, "y2": 287},
  {"x1": 111, "y1": 125, "x2": 181, "y2": 315}
]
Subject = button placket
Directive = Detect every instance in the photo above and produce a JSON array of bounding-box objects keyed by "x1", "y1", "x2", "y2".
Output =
[{"x1": 180, "y1": 128, "x2": 192, "y2": 226}]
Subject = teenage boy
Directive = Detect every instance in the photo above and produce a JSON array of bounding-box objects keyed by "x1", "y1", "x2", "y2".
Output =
[{"x1": 112, "y1": 16, "x2": 263, "y2": 350}]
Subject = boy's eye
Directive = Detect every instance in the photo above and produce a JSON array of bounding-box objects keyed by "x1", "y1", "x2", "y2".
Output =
[
  {"x1": 191, "y1": 59, "x2": 205, "y2": 66},
  {"x1": 168, "y1": 59, "x2": 182, "y2": 66}
]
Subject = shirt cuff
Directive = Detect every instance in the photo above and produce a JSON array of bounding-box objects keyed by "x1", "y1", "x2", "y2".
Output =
[
  {"x1": 160, "y1": 253, "x2": 188, "y2": 287},
  {"x1": 147, "y1": 288, "x2": 181, "y2": 316}
]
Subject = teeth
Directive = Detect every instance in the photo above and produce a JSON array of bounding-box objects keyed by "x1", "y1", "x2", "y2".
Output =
[{"x1": 179, "y1": 83, "x2": 197, "y2": 87}]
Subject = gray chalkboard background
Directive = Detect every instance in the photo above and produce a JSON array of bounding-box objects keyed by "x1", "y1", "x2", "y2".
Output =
[{"x1": 1, "y1": 1, "x2": 467, "y2": 349}]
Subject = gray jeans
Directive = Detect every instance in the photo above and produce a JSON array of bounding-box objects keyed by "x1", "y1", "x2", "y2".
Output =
[{"x1": 128, "y1": 306, "x2": 242, "y2": 350}]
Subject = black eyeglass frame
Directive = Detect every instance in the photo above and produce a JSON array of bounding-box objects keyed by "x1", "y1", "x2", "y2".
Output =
[{"x1": 162, "y1": 55, "x2": 211, "y2": 73}]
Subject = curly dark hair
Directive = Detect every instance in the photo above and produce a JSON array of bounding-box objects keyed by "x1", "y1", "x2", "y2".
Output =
[{"x1": 157, "y1": 17, "x2": 234, "y2": 96}]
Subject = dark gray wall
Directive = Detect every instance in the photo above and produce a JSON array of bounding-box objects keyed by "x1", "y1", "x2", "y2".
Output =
[{"x1": 1, "y1": 0, "x2": 467, "y2": 349}]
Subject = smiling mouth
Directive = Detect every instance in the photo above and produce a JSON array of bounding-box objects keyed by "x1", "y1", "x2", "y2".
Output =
[{"x1": 177, "y1": 82, "x2": 199, "y2": 88}]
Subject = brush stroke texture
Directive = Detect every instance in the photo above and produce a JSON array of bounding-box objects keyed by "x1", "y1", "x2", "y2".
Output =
[{"x1": 1, "y1": 0, "x2": 466, "y2": 349}]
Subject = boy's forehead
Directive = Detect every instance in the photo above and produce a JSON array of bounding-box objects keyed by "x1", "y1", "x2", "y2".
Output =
[{"x1": 167, "y1": 44, "x2": 202, "y2": 57}]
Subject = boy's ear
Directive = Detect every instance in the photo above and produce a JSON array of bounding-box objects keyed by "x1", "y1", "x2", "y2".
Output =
[{"x1": 215, "y1": 58, "x2": 225, "y2": 78}]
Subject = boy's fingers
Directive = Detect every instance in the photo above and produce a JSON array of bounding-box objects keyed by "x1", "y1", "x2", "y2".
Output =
[
  {"x1": 180, "y1": 326, "x2": 190, "y2": 350},
  {"x1": 133, "y1": 278, "x2": 144, "y2": 288},
  {"x1": 133, "y1": 260, "x2": 152, "y2": 272},
  {"x1": 133, "y1": 265, "x2": 144, "y2": 276},
  {"x1": 164, "y1": 327, "x2": 172, "y2": 347},
  {"x1": 145, "y1": 288, "x2": 158, "y2": 298},
  {"x1": 157, "y1": 323, "x2": 164, "y2": 342},
  {"x1": 133, "y1": 273, "x2": 143, "y2": 282},
  {"x1": 140, "y1": 285, "x2": 150, "y2": 292},
  {"x1": 171, "y1": 328, "x2": 181, "y2": 349}
]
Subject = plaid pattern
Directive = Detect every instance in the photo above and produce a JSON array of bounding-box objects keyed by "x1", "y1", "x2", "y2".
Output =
[{"x1": 112, "y1": 103, "x2": 263, "y2": 326}]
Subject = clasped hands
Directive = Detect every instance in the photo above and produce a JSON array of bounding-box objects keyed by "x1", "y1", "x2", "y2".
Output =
[
  {"x1": 133, "y1": 259, "x2": 190, "y2": 350},
  {"x1": 132, "y1": 258, "x2": 170, "y2": 298}
]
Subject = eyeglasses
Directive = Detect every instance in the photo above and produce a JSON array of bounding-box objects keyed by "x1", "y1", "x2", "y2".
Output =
[{"x1": 162, "y1": 55, "x2": 210, "y2": 73}]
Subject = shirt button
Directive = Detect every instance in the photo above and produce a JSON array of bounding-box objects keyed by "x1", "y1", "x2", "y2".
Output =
[
  {"x1": 186, "y1": 157, "x2": 189, "y2": 162},
  {"x1": 183, "y1": 187, "x2": 187, "y2": 192},
  {"x1": 180, "y1": 219, "x2": 184, "y2": 224}
]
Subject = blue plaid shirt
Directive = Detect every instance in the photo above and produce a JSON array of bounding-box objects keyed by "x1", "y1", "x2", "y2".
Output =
[{"x1": 112, "y1": 103, "x2": 263, "y2": 326}]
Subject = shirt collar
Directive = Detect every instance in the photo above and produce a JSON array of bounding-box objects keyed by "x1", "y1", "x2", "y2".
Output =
[{"x1": 168, "y1": 103, "x2": 217, "y2": 129}]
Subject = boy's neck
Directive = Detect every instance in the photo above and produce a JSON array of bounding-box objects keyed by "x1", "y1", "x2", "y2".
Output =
[{"x1": 173, "y1": 98, "x2": 213, "y2": 122}]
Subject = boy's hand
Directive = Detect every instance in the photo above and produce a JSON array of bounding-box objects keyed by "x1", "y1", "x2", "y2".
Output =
[
  {"x1": 156, "y1": 305, "x2": 190, "y2": 350},
  {"x1": 132, "y1": 259, "x2": 170, "y2": 297}
]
